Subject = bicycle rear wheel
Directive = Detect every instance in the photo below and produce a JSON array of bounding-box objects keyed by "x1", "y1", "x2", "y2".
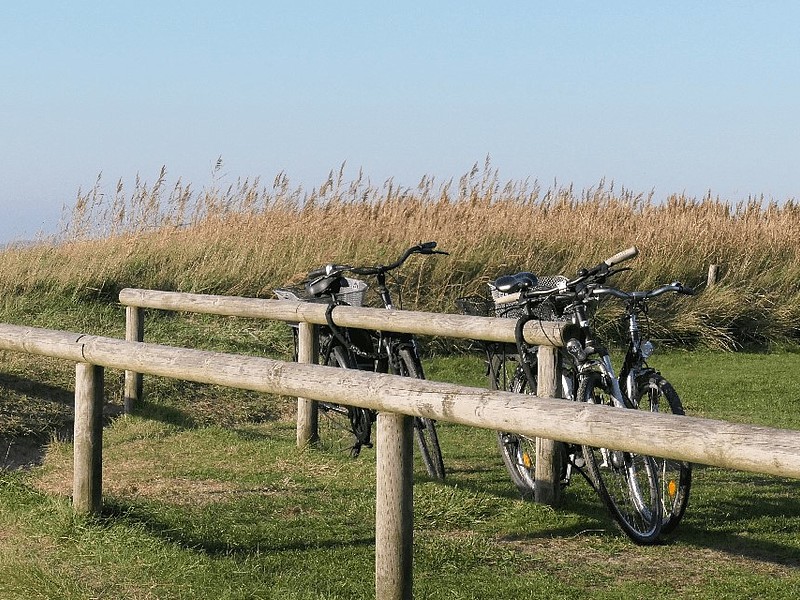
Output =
[
  {"x1": 320, "y1": 343, "x2": 374, "y2": 458},
  {"x1": 497, "y1": 367, "x2": 537, "y2": 499},
  {"x1": 488, "y1": 343, "x2": 519, "y2": 391},
  {"x1": 635, "y1": 373, "x2": 692, "y2": 534},
  {"x1": 579, "y1": 372, "x2": 662, "y2": 544},
  {"x1": 397, "y1": 347, "x2": 445, "y2": 480}
]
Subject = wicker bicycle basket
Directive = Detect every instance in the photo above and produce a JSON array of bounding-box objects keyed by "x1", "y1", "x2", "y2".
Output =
[
  {"x1": 274, "y1": 277, "x2": 368, "y2": 306},
  {"x1": 488, "y1": 274, "x2": 570, "y2": 321}
]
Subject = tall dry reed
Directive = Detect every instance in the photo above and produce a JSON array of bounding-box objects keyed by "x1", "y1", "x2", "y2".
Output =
[{"x1": 2, "y1": 161, "x2": 799, "y2": 349}]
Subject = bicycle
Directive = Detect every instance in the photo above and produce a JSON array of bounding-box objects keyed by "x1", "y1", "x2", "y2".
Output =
[
  {"x1": 461, "y1": 247, "x2": 693, "y2": 543},
  {"x1": 275, "y1": 242, "x2": 448, "y2": 480},
  {"x1": 583, "y1": 279, "x2": 694, "y2": 534}
]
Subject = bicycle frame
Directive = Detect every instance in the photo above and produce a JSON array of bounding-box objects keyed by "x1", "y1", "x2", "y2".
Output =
[{"x1": 619, "y1": 300, "x2": 655, "y2": 407}]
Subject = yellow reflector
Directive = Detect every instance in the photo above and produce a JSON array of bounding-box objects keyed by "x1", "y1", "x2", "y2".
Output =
[
  {"x1": 668, "y1": 479, "x2": 678, "y2": 498},
  {"x1": 522, "y1": 453, "x2": 532, "y2": 469}
]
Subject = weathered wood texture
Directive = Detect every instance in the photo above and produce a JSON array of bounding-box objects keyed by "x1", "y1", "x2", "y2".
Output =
[
  {"x1": 2, "y1": 323, "x2": 800, "y2": 480},
  {"x1": 123, "y1": 305, "x2": 144, "y2": 412},
  {"x1": 534, "y1": 346, "x2": 563, "y2": 506},
  {"x1": 296, "y1": 322, "x2": 319, "y2": 448},
  {"x1": 118, "y1": 288, "x2": 569, "y2": 347},
  {"x1": 73, "y1": 362, "x2": 104, "y2": 514},
  {"x1": 375, "y1": 413, "x2": 414, "y2": 600}
]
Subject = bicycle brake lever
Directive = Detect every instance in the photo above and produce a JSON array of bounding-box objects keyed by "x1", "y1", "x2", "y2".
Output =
[{"x1": 416, "y1": 241, "x2": 438, "y2": 254}]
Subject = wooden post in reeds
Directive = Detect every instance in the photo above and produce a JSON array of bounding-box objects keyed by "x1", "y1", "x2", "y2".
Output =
[
  {"x1": 707, "y1": 264, "x2": 719, "y2": 287},
  {"x1": 375, "y1": 412, "x2": 414, "y2": 600},
  {"x1": 74, "y1": 362, "x2": 104, "y2": 514},
  {"x1": 123, "y1": 306, "x2": 144, "y2": 413},
  {"x1": 534, "y1": 346, "x2": 563, "y2": 506},
  {"x1": 296, "y1": 322, "x2": 319, "y2": 447}
]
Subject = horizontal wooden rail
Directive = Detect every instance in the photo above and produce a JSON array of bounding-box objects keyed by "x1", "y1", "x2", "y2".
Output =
[
  {"x1": 2, "y1": 322, "x2": 800, "y2": 480},
  {"x1": 118, "y1": 288, "x2": 569, "y2": 347}
]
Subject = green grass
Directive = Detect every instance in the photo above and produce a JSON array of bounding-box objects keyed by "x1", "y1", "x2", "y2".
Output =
[
  {"x1": 1, "y1": 301, "x2": 800, "y2": 598},
  {"x1": 1, "y1": 353, "x2": 798, "y2": 598}
]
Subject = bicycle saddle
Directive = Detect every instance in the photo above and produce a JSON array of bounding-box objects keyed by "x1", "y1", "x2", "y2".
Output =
[
  {"x1": 494, "y1": 272, "x2": 538, "y2": 294},
  {"x1": 306, "y1": 274, "x2": 347, "y2": 297}
]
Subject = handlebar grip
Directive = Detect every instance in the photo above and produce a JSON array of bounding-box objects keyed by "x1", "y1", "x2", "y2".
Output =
[
  {"x1": 494, "y1": 292, "x2": 521, "y2": 305},
  {"x1": 307, "y1": 264, "x2": 351, "y2": 279},
  {"x1": 603, "y1": 246, "x2": 639, "y2": 267},
  {"x1": 415, "y1": 241, "x2": 438, "y2": 254},
  {"x1": 307, "y1": 266, "x2": 327, "y2": 279}
]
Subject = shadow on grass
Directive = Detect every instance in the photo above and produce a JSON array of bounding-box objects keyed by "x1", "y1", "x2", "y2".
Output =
[
  {"x1": 131, "y1": 401, "x2": 198, "y2": 429},
  {"x1": 673, "y1": 470, "x2": 800, "y2": 567},
  {"x1": 674, "y1": 524, "x2": 800, "y2": 567},
  {"x1": 0, "y1": 374, "x2": 75, "y2": 469},
  {"x1": 100, "y1": 499, "x2": 375, "y2": 557},
  {"x1": 494, "y1": 466, "x2": 800, "y2": 567},
  {"x1": 0, "y1": 373, "x2": 73, "y2": 405}
]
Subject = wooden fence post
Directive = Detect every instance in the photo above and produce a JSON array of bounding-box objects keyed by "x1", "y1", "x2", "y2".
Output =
[
  {"x1": 296, "y1": 322, "x2": 319, "y2": 448},
  {"x1": 74, "y1": 362, "x2": 104, "y2": 514},
  {"x1": 375, "y1": 412, "x2": 413, "y2": 600},
  {"x1": 535, "y1": 346, "x2": 563, "y2": 506},
  {"x1": 707, "y1": 264, "x2": 719, "y2": 287},
  {"x1": 123, "y1": 306, "x2": 144, "y2": 413}
]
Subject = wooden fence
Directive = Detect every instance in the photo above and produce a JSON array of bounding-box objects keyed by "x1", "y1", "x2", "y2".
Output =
[
  {"x1": 118, "y1": 288, "x2": 572, "y2": 504},
  {"x1": 1, "y1": 288, "x2": 799, "y2": 599}
]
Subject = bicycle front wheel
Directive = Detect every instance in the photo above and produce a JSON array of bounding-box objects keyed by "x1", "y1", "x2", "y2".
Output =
[
  {"x1": 579, "y1": 372, "x2": 662, "y2": 544},
  {"x1": 635, "y1": 373, "x2": 692, "y2": 534},
  {"x1": 397, "y1": 347, "x2": 445, "y2": 480}
]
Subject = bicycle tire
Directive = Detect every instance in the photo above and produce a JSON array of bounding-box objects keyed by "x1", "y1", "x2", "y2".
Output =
[
  {"x1": 397, "y1": 347, "x2": 445, "y2": 480},
  {"x1": 488, "y1": 343, "x2": 518, "y2": 391},
  {"x1": 320, "y1": 343, "x2": 374, "y2": 458},
  {"x1": 579, "y1": 371, "x2": 663, "y2": 544},
  {"x1": 496, "y1": 367, "x2": 537, "y2": 499},
  {"x1": 635, "y1": 373, "x2": 692, "y2": 534}
]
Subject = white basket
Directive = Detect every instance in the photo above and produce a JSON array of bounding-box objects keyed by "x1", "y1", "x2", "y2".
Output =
[
  {"x1": 488, "y1": 274, "x2": 568, "y2": 320},
  {"x1": 274, "y1": 276, "x2": 368, "y2": 306},
  {"x1": 336, "y1": 277, "x2": 368, "y2": 306}
]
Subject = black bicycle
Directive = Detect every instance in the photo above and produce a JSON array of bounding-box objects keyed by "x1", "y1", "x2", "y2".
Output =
[
  {"x1": 460, "y1": 248, "x2": 694, "y2": 544},
  {"x1": 276, "y1": 242, "x2": 447, "y2": 480}
]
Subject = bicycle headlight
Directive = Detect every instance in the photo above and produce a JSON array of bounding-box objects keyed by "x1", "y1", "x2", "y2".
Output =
[{"x1": 641, "y1": 340, "x2": 655, "y2": 359}]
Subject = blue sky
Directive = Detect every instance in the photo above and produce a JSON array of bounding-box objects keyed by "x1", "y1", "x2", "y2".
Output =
[{"x1": 2, "y1": 1, "x2": 799, "y2": 241}]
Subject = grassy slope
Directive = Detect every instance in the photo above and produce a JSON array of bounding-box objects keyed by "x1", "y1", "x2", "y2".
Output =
[{"x1": 1, "y1": 174, "x2": 800, "y2": 597}]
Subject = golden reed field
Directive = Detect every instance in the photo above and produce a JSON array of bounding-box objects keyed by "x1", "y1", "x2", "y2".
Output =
[{"x1": 2, "y1": 162, "x2": 800, "y2": 350}]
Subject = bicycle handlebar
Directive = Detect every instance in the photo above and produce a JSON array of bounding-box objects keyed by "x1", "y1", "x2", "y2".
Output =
[
  {"x1": 494, "y1": 246, "x2": 640, "y2": 306},
  {"x1": 307, "y1": 241, "x2": 448, "y2": 281},
  {"x1": 590, "y1": 282, "x2": 695, "y2": 301},
  {"x1": 350, "y1": 241, "x2": 448, "y2": 276},
  {"x1": 580, "y1": 245, "x2": 639, "y2": 278}
]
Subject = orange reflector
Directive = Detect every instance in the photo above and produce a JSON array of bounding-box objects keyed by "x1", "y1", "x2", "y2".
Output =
[{"x1": 668, "y1": 479, "x2": 678, "y2": 498}]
